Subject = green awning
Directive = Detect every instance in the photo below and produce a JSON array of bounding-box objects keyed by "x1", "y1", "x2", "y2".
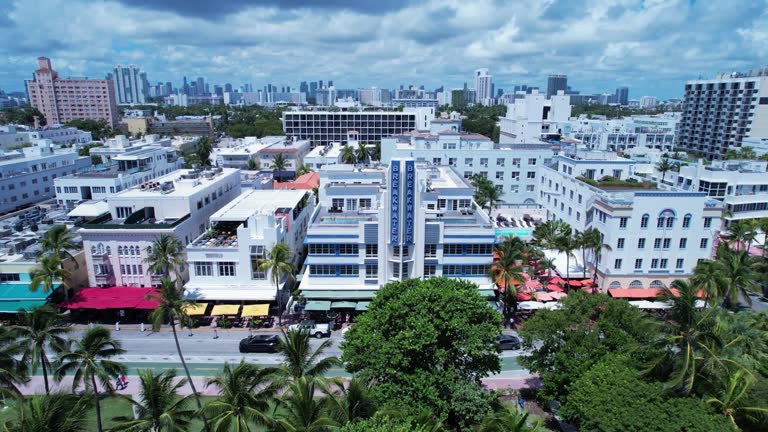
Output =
[
  {"x1": 302, "y1": 290, "x2": 377, "y2": 300},
  {"x1": 304, "y1": 300, "x2": 331, "y2": 311},
  {"x1": 356, "y1": 302, "x2": 370, "y2": 311},
  {"x1": 331, "y1": 301, "x2": 357, "y2": 309},
  {"x1": 0, "y1": 300, "x2": 49, "y2": 313},
  {"x1": 478, "y1": 289, "x2": 496, "y2": 299}
]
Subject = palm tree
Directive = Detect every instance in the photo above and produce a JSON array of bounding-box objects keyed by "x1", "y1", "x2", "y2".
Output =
[
  {"x1": 0, "y1": 326, "x2": 28, "y2": 398},
  {"x1": 258, "y1": 242, "x2": 296, "y2": 327},
  {"x1": 705, "y1": 368, "x2": 768, "y2": 429},
  {"x1": 272, "y1": 153, "x2": 289, "y2": 182},
  {"x1": 246, "y1": 158, "x2": 260, "y2": 171},
  {"x1": 738, "y1": 146, "x2": 757, "y2": 159},
  {"x1": 275, "y1": 329, "x2": 340, "y2": 386},
  {"x1": 488, "y1": 248, "x2": 526, "y2": 318},
  {"x1": 28, "y1": 254, "x2": 69, "y2": 297},
  {"x1": 577, "y1": 227, "x2": 611, "y2": 281},
  {"x1": 370, "y1": 142, "x2": 381, "y2": 161},
  {"x1": 55, "y1": 326, "x2": 127, "y2": 432},
  {"x1": 203, "y1": 361, "x2": 277, "y2": 432},
  {"x1": 757, "y1": 218, "x2": 768, "y2": 257},
  {"x1": 323, "y1": 376, "x2": 377, "y2": 425},
  {"x1": 146, "y1": 278, "x2": 208, "y2": 428},
  {"x1": 340, "y1": 144, "x2": 357, "y2": 164},
  {"x1": 656, "y1": 158, "x2": 674, "y2": 183},
  {"x1": 715, "y1": 249, "x2": 759, "y2": 310},
  {"x1": 12, "y1": 306, "x2": 71, "y2": 394},
  {"x1": 481, "y1": 184, "x2": 503, "y2": 215},
  {"x1": 355, "y1": 142, "x2": 370, "y2": 165},
  {"x1": 475, "y1": 403, "x2": 543, "y2": 432},
  {"x1": 554, "y1": 229, "x2": 578, "y2": 284},
  {"x1": 40, "y1": 224, "x2": 79, "y2": 263},
  {"x1": 296, "y1": 164, "x2": 313, "y2": 177},
  {"x1": 274, "y1": 377, "x2": 338, "y2": 432},
  {"x1": 0, "y1": 392, "x2": 91, "y2": 432},
  {"x1": 724, "y1": 149, "x2": 741, "y2": 160},
  {"x1": 111, "y1": 369, "x2": 196, "y2": 432},
  {"x1": 532, "y1": 220, "x2": 570, "y2": 250},
  {"x1": 722, "y1": 220, "x2": 757, "y2": 252},
  {"x1": 144, "y1": 234, "x2": 186, "y2": 284},
  {"x1": 196, "y1": 136, "x2": 213, "y2": 166}
]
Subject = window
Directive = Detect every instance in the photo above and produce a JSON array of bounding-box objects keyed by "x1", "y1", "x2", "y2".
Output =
[
  {"x1": 660, "y1": 259, "x2": 668, "y2": 269},
  {"x1": 654, "y1": 238, "x2": 662, "y2": 249},
  {"x1": 424, "y1": 244, "x2": 437, "y2": 258},
  {"x1": 619, "y1": 217, "x2": 628, "y2": 228},
  {"x1": 704, "y1": 217, "x2": 713, "y2": 228},
  {"x1": 432, "y1": 157, "x2": 441, "y2": 165},
  {"x1": 393, "y1": 245, "x2": 409, "y2": 256},
  {"x1": 463, "y1": 264, "x2": 489, "y2": 275},
  {"x1": 309, "y1": 244, "x2": 334, "y2": 255},
  {"x1": 365, "y1": 244, "x2": 378, "y2": 257},
  {"x1": 512, "y1": 158, "x2": 521, "y2": 166},
  {"x1": 495, "y1": 172, "x2": 504, "y2": 180},
  {"x1": 365, "y1": 264, "x2": 378, "y2": 279},
  {"x1": 676, "y1": 259, "x2": 684, "y2": 269},
  {"x1": 638, "y1": 238, "x2": 646, "y2": 249},
  {"x1": 444, "y1": 244, "x2": 463, "y2": 255},
  {"x1": 528, "y1": 158, "x2": 537, "y2": 165},
  {"x1": 526, "y1": 185, "x2": 535, "y2": 192},
  {"x1": 662, "y1": 238, "x2": 671, "y2": 249},
  {"x1": 338, "y1": 244, "x2": 358, "y2": 255},
  {"x1": 614, "y1": 259, "x2": 622, "y2": 269},
  {"x1": 359, "y1": 198, "x2": 372, "y2": 209},
  {"x1": 331, "y1": 198, "x2": 344, "y2": 209},
  {"x1": 634, "y1": 259, "x2": 643, "y2": 269},
  {"x1": 393, "y1": 262, "x2": 408, "y2": 278},
  {"x1": 116, "y1": 206, "x2": 132, "y2": 218},
  {"x1": 641, "y1": 214, "x2": 649, "y2": 228},
  {"x1": 310, "y1": 265, "x2": 334, "y2": 275},
  {"x1": 700, "y1": 238, "x2": 709, "y2": 249},
  {"x1": 464, "y1": 171, "x2": 473, "y2": 179},
  {"x1": 443, "y1": 265, "x2": 461, "y2": 276},
  {"x1": 496, "y1": 158, "x2": 505, "y2": 167},
  {"x1": 511, "y1": 171, "x2": 520, "y2": 180},
  {"x1": 346, "y1": 199, "x2": 357, "y2": 211},
  {"x1": 424, "y1": 264, "x2": 436, "y2": 277},
  {"x1": 339, "y1": 265, "x2": 358, "y2": 276},
  {"x1": 464, "y1": 158, "x2": 473, "y2": 167},
  {"x1": 194, "y1": 262, "x2": 213, "y2": 276},
  {"x1": 527, "y1": 171, "x2": 536, "y2": 179},
  {"x1": 682, "y1": 214, "x2": 692, "y2": 228},
  {"x1": 480, "y1": 158, "x2": 488, "y2": 167},
  {"x1": 465, "y1": 244, "x2": 493, "y2": 255},
  {"x1": 679, "y1": 238, "x2": 687, "y2": 249},
  {"x1": 657, "y1": 216, "x2": 665, "y2": 228},
  {"x1": 651, "y1": 259, "x2": 659, "y2": 269},
  {"x1": 0, "y1": 273, "x2": 21, "y2": 282},
  {"x1": 617, "y1": 238, "x2": 625, "y2": 249},
  {"x1": 218, "y1": 262, "x2": 236, "y2": 277}
]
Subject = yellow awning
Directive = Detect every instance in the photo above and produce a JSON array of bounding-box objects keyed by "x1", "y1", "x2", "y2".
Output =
[
  {"x1": 241, "y1": 304, "x2": 269, "y2": 317},
  {"x1": 184, "y1": 303, "x2": 208, "y2": 316},
  {"x1": 211, "y1": 304, "x2": 241, "y2": 315}
]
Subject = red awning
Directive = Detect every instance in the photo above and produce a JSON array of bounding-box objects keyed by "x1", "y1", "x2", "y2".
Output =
[
  {"x1": 62, "y1": 287, "x2": 160, "y2": 310},
  {"x1": 608, "y1": 288, "x2": 664, "y2": 299},
  {"x1": 546, "y1": 284, "x2": 565, "y2": 292},
  {"x1": 580, "y1": 278, "x2": 594, "y2": 287},
  {"x1": 566, "y1": 279, "x2": 583, "y2": 287},
  {"x1": 549, "y1": 276, "x2": 566, "y2": 285},
  {"x1": 517, "y1": 293, "x2": 532, "y2": 301}
]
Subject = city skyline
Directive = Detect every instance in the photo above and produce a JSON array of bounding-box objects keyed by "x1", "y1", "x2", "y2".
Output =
[{"x1": 2, "y1": 0, "x2": 767, "y2": 99}]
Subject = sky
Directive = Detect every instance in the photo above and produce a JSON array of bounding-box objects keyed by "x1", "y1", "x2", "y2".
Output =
[{"x1": 1, "y1": 0, "x2": 767, "y2": 99}]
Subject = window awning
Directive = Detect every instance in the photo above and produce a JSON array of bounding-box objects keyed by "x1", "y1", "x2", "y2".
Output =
[
  {"x1": 331, "y1": 301, "x2": 357, "y2": 309},
  {"x1": 304, "y1": 300, "x2": 331, "y2": 311},
  {"x1": 241, "y1": 304, "x2": 270, "y2": 317},
  {"x1": 0, "y1": 299, "x2": 49, "y2": 313},
  {"x1": 62, "y1": 287, "x2": 159, "y2": 310},
  {"x1": 211, "y1": 304, "x2": 241, "y2": 315},
  {"x1": 355, "y1": 302, "x2": 370, "y2": 311},
  {"x1": 184, "y1": 303, "x2": 208, "y2": 316},
  {"x1": 302, "y1": 290, "x2": 377, "y2": 300}
]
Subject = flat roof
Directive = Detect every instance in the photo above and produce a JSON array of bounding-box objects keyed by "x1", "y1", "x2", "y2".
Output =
[
  {"x1": 116, "y1": 168, "x2": 238, "y2": 199},
  {"x1": 429, "y1": 166, "x2": 469, "y2": 189},
  {"x1": 211, "y1": 189, "x2": 307, "y2": 221},
  {"x1": 306, "y1": 144, "x2": 343, "y2": 158}
]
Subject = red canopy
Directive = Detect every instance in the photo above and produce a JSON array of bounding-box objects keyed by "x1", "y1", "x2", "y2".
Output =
[
  {"x1": 546, "y1": 284, "x2": 565, "y2": 292},
  {"x1": 62, "y1": 287, "x2": 160, "y2": 310},
  {"x1": 517, "y1": 293, "x2": 533, "y2": 301},
  {"x1": 580, "y1": 278, "x2": 594, "y2": 286},
  {"x1": 549, "y1": 276, "x2": 566, "y2": 284},
  {"x1": 566, "y1": 279, "x2": 583, "y2": 287}
]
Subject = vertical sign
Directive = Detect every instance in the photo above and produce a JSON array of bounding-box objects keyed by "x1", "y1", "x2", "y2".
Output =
[
  {"x1": 404, "y1": 160, "x2": 415, "y2": 245},
  {"x1": 390, "y1": 161, "x2": 400, "y2": 244}
]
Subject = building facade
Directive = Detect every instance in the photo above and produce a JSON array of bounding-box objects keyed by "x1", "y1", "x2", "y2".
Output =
[
  {"x1": 499, "y1": 91, "x2": 572, "y2": 144},
  {"x1": 537, "y1": 153, "x2": 723, "y2": 290},
  {"x1": 111, "y1": 64, "x2": 148, "y2": 105},
  {"x1": 474, "y1": 68, "x2": 493, "y2": 106},
  {"x1": 184, "y1": 189, "x2": 315, "y2": 302},
  {"x1": 676, "y1": 68, "x2": 768, "y2": 159},
  {"x1": 547, "y1": 74, "x2": 568, "y2": 98},
  {"x1": 26, "y1": 57, "x2": 118, "y2": 127},
  {"x1": 78, "y1": 167, "x2": 241, "y2": 288},
  {"x1": 297, "y1": 161, "x2": 495, "y2": 309}
]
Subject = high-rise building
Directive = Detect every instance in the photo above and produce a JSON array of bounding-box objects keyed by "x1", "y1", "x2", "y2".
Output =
[
  {"x1": 615, "y1": 86, "x2": 629, "y2": 105},
  {"x1": 299, "y1": 81, "x2": 308, "y2": 94},
  {"x1": 639, "y1": 96, "x2": 657, "y2": 109},
  {"x1": 328, "y1": 80, "x2": 333, "y2": 88},
  {"x1": 546, "y1": 74, "x2": 568, "y2": 98},
  {"x1": 213, "y1": 85, "x2": 223, "y2": 97},
  {"x1": 196, "y1": 77, "x2": 205, "y2": 96},
  {"x1": 111, "y1": 64, "x2": 148, "y2": 105},
  {"x1": 224, "y1": 83, "x2": 233, "y2": 93},
  {"x1": 677, "y1": 67, "x2": 768, "y2": 159},
  {"x1": 26, "y1": 57, "x2": 119, "y2": 127},
  {"x1": 182, "y1": 77, "x2": 189, "y2": 96}
]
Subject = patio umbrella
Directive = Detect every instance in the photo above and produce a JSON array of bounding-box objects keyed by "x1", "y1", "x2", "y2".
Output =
[
  {"x1": 566, "y1": 279, "x2": 582, "y2": 287},
  {"x1": 549, "y1": 276, "x2": 566, "y2": 285},
  {"x1": 525, "y1": 279, "x2": 543, "y2": 290},
  {"x1": 546, "y1": 284, "x2": 565, "y2": 292},
  {"x1": 517, "y1": 293, "x2": 532, "y2": 301},
  {"x1": 549, "y1": 292, "x2": 568, "y2": 300},
  {"x1": 579, "y1": 278, "x2": 594, "y2": 287},
  {"x1": 518, "y1": 301, "x2": 543, "y2": 310},
  {"x1": 536, "y1": 292, "x2": 555, "y2": 302}
]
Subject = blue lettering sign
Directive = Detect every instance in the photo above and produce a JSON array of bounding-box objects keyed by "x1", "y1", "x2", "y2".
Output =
[
  {"x1": 390, "y1": 162, "x2": 401, "y2": 244},
  {"x1": 404, "y1": 160, "x2": 416, "y2": 244}
]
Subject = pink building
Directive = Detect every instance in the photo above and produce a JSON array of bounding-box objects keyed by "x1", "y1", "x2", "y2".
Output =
[{"x1": 26, "y1": 57, "x2": 118, "y2": 128}]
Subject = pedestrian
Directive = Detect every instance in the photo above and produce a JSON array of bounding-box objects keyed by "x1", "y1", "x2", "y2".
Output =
[
  {"x1": 509, "y1": 316, "x2": 515, "y2": 329},
  {"x1": 115, "y1": 376, "x2": 123, "y2": 390},
  {"x1": 120, "y1": 374, "x2": 128, "y2": 389}
]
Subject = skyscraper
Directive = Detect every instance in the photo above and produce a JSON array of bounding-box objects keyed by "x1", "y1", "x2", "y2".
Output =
[
  {"x1": 112, "y1": 64, "x2": 148, "y2": 104},
  {"x1": 546, "y1": 74, "x2": 567, "y2": 98},
  {"x1": 224, "y1": 83, "x2": 233, "y2": 93},
  {"x1": 474, "y1": 68, "x2": 493, "y2": 106},
  {"x1": 328, "y1": 80, "x2": 334, "y2": 88},
  {"x1": 615, "y1": 87, "x2": 629, "y2": 105},
  {"x1": 319, "y1": 80, "x2": 324, "y2": 89},
  {"x1": 299, "y1": 81, "x2": 308, "y2": 94},
  {"x1": 26, "y1": 57, "x2": 118, "y2": 126},
  {"x1": 182, "y1": 76, "x2": 189, "y2": 96},
  {"x1": 309, "y1": 82, "x2": 318, "y2": 95},
  {"x1": 196, "y1": 77, "x2": 205, "y2": 95}
]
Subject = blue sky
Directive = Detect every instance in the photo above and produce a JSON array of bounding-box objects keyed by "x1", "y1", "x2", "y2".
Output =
[{"x1": 2, "y1": 0, "x2": 767, "y2": 99}]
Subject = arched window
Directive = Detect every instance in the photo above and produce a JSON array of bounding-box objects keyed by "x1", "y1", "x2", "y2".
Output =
[
  {"x1": 649, "y1": 280, "x2": 664, "y2": 288},
  {"x1": 609, "y1": 281, "x2": 622, "y2": 289},
  {"x1": 146, "y1": 246, "x2": 152, "y2": 255},
  {"x1": 640, "y1": 214, "x2": 649, "y2": 228},
  {"x1": 657, "y1": 209, "x2": 676, "y2": 229},
  {"x1": 130, "y1": 246, "x2": 136, "y2": 256},
  {"x1": 91, "y1": 246, "x2": 96, "y2": 255},
  {"x1": 629, "y1": 280, "x2": 643, "y2": 288},
  {"x1": 106, "y1": 246, "x2": 111, "y2": 255},
  {"x1": 118, "y1": 246, "x2": 123, "y2": 255},
  {"x1": 96, "y1": 243, "x2": 105, "y2": 255},
  {"x1": 682, "y1": 214, "x2": 692, "y2": 229}
]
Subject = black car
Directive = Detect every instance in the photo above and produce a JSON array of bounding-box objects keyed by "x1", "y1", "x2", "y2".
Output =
[
  {"x1": 496, "y1": 334, "x2": 521, "y2": 351},
  {"x1": 239, "y1": 335, "x2": 279, "y2": 353}
]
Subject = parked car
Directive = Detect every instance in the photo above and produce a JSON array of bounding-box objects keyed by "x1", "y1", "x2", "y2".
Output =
[
  {"x1": 496, "y1": 334, "x2": 521, "y2": 351},
  {"x1": 288, "y1": 320, "x2": 331, "y2": 338},
  {"x1": 239, "y1": 335, "x2": 279, "y2": 353}
]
